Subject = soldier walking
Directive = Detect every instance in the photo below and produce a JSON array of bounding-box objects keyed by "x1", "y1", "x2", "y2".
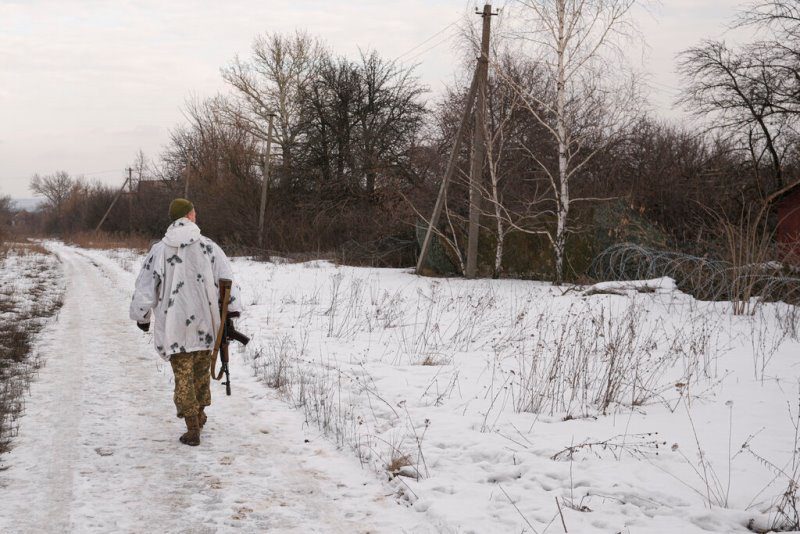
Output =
[{"x1": 130, "y1": 199, "x2": 242, "y2": 446}]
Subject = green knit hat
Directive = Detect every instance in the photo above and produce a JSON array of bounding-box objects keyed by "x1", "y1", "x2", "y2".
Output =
[{"x1": 169, "y1": 198, "x2": 194, "y2": 221}]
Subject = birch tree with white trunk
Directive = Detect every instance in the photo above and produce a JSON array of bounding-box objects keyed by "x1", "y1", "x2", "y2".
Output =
[{"x1": 507, "y1": 0, "x2": 642, "y2": 283}]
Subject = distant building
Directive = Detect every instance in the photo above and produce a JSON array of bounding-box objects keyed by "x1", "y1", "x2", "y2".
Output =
[{"x1": 776, "y1": 186, "x2": 800, "y2": 263}]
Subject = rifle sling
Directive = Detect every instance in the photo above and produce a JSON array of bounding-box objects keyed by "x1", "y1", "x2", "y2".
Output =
[{"x1": 212, "y1": 344, "x2": 228, "y2": 381}]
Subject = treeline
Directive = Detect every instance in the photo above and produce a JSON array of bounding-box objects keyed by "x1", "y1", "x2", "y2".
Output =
[
  {"x1": 29, "y1": 34, "x2": 428, "y2": 263},
  {"x1": 25, "y1": 1, "x2": 800, "y2": 278}
]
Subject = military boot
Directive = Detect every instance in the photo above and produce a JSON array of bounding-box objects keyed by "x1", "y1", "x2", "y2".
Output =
[
  {"x1": 179, "y1": 415, "x2": 201, "y2": 446},
  {"x1": 198, "y1": 406, "x2": 207, "y2": 428}
]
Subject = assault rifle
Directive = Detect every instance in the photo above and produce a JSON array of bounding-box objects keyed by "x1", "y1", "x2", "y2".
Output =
[{"x1": 211, "y1": 279, "x2": 250, "y2": 396}]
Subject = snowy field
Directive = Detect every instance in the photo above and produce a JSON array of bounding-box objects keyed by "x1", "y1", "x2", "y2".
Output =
[
  {"x1": 0, "y1": 243, "x2": 63, "y2": 326},
  {"x1": 0, "y1": 244, "x2": 433, "y2": 533},
  {"x1": 3, "y1": 243, "x2": 799, "y2": 533},
  {"x1": 228, "y1": 258, "x2": 800, "y2": 534}
]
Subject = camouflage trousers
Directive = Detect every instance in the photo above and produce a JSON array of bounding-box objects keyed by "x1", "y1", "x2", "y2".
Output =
[{"x1": 169, "y1": 350, "x2": 213, "y2": 419}]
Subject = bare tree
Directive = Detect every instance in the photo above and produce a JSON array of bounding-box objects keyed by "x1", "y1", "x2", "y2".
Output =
[
  {"x1": 425, "y1": 52, "x2": 560, "y2": 278},
  {"x1": 738, "y1": 0, "x2": 800, "y2": 55},
  {"x1": 163, "y1": 96, "x2": 264, "y2": 243},
  {"x1": 679, "y1": 0, "x2": 800, "y2": 213},
  {"x1": 301, "y1": 54, "x2": 361, "y2": 192},
  {"x1": 0, "y1": 195, "x2": 12, "y2": 219},
  {"x1": 297, "y1": 51, "x2": 427, "y2": 197},
  {"x1": 504, "y1": 0, "x2": 642, "y2": 283},
  {"x1": 678, "y1": 41, "x2": 794, "y2": 194},
  {"x1": 131, "y1": 149, "x2": 150, "y2": 189},
  {"x1": 30, "y1": 171, "x2": 73, "y2": 216},
  {"x1": 0, "y1": 194, "x2": 13, "y2": 242},
  {"x1": 353, "y1": 51, "x2": 427, "y2": 196},
  {"x1": 222, "y1": 31, "x2": 324, "y2": 187},
  {"x1": 742, "y1": 0, "x2": 800, "y2": 26},
  {"x1": 737, "y1": 2, "x2": 800, "y2": 124},
  {"x1": 482, "y1": 55, "x2": 549, "y2": 277}
]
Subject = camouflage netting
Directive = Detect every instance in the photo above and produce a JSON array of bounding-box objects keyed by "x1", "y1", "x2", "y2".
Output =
[
  {"x1": 415, "y1": 221, "x2": 460, "y2": 276},
  {"x1": 416, "y1": 201, "x2": 669, "y2": 281}
]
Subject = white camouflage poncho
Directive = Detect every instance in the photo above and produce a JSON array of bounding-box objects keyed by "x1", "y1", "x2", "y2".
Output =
[{"x1": 130, "y1": 218, "x2": 242, "y2": 361}]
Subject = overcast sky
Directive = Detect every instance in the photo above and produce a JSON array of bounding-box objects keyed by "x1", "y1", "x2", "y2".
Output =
[{"x1": 1, "y1": 0, "x2": 749, "y2": 198}]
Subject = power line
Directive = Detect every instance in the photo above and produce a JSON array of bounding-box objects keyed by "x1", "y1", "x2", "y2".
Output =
[
  {"x1": 647, "y1": 80, "x2": 682, "y2": 95},
  {"x1": 403, "y1": 33, "x2": 459, "y2": 64},
  {"x1": 76, "y1": 168, "x2": 126, "y2": 176},
  {"x1": 27, "y1": 168, "x2": 126, "y2": 178},
  {"x1": 394, "y1": 18, "x2": 462, "y2": 63},
  {"x1": 8, "y1": 168, "x2": 126, "y2": 187},
  {"x1": 649, "y1": 78, "x2": 681, "y2": 90}
]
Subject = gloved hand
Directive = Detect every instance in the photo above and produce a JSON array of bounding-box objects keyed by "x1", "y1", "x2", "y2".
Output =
[
  {"x1": 137, "y1": 322, "x2": 150, "y2": 333},
  {"x1": 227, "y1": 311, "x2": 240, "y2": 318}
]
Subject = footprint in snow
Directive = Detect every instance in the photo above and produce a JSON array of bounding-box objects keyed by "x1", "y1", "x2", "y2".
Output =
[{"x1": 231, "y1": 506, "x2": 253, "y2": 520}]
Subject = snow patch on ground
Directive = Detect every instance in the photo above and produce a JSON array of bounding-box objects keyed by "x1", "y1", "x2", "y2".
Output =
[
  {"x1": 584, "y1": 276, "x2": 677, "y2": 295},
  {"x1": 0, "y1": 242, "x2": 64, "y2": 322},
  {"x1": 230, "y1": 261, "x2": 798, "y2": 533},
  {"x1": 0, "y1": 245, "x2": 436, "y2": 533},
  {"x1": 58, "y1": 247, "x2": 800, "y2": 533},
  {"x1": 0, "y1": 242, "x2": 65, "y2": 451}
]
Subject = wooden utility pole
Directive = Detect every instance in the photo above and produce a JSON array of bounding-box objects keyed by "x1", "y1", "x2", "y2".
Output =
[
  {"x1": 258, "y1": 113, "x2": 275, "y2": 248},
  {"x1": 95, "y1": 169, "x2": 132, "y2": 234},
  {"x1": 126, "y1": 166, "x2": 133, "y2": 233},
  {"x1": 416, "y1": 72, "x2": 479, "y2": 274},
  {"x1": 184, "y1": 164, "x2": 190, "y2": 198},
  {"x1": 466, "y1": 4, "x2": 495, "y2": 279},
  {"x1": 416, "y1": 3, "x2": 496, "y2": 276}
]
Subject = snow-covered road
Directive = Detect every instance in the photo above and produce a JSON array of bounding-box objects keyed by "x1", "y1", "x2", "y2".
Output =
[{"x1": 0, "y1": 245, "x2": 431, "y2": 533}]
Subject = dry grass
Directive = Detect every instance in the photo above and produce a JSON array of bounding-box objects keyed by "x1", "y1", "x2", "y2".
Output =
[
  {"x1": 420, "y1": 354, "x2": 444, "y2": 366},
  {"x1": 0, "y1": 322, "x2": 43, "y2": 453},
  {"x1": 66, "y1": 231, "x2": 151, "y2": 252},
  {"x1": 386, "y1": 452, "x2": 413, "y2": 476},
  {"x1": 1, "y1": 241, "x2": 49, "y2": 257},
  {"x1": 0, "y1": 246, "x2": 65, "y2": 454}
]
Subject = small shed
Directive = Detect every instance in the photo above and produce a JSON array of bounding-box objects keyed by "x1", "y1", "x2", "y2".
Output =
[{"x1": 776, "y1": 185, "x2": 800, "y2": 263}]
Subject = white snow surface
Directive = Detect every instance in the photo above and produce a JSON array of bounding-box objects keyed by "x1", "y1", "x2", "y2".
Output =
[
  {"x1": 584, "y1": 276, "x2": 677, "y2": 294},
  {"x1": 0, "y1": 244, "x2": 434, "y2": 533},
  {"x1": 2, "y1": 243, "x2": 800, "y2": 533},
  {"x1": 0, "y1": 243, "x2": 64, "y2": 323}
]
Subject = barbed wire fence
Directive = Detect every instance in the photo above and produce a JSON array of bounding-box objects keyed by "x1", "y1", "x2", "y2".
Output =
[{"x1": 590, "y1": 243, "x2": 800, "y2": 313}]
